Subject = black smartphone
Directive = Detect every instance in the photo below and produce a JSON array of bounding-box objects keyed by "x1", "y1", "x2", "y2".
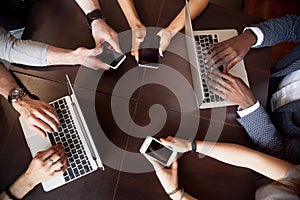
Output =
[
  {"x1": 138, "y1": 35, "x2": 160, "y2": 69},
  {"x1": 98, "y1": 47, "x2": 126, "y2": 69}
]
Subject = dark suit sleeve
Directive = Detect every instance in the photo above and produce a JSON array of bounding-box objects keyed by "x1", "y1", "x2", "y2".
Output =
[
  {"x1": 254, "y1": 15, "x2": 300, "y2": 47},
  {"x1": 237, "y1": 105, "x2": 300, "y2": 164}
]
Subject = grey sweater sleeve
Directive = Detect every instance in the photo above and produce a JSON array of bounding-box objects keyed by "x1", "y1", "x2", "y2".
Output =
[{"x1": 0, "y1": 28, "x2": 48, "y2": 66}]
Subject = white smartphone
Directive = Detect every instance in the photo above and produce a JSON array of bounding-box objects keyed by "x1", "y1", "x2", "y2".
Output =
[
  {"x1": 98, "y1": 47, "x2": 126, "y2": 69},
  {"x1": 139, "y1": 136, "x2": 177, "y2": 167}
]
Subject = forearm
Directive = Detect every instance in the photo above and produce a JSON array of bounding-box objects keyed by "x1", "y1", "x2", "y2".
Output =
[
  {"x1": 5, "y1": 173, "x2": 37, "y2": 199},
  {"x1": 0, "y1": 63, "x2": 19, "y2": 98},
  {"x1": 166, "y1": 0, "x2": 208, "y2": 33},
  {"x1": 46, "y1": 46, "x2": 83, "y2": 66},
  {"x1": 196, "y1": 141, "x2": 293, "y2": 181},
  {"x1": 117, "y1": 0, "x2": 143, "y2": 28},
  {"x1": 75, "y1": 0, "x2": 101, "y2": 14}
]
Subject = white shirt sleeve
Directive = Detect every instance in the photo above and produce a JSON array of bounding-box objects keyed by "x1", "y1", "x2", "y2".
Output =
[
  {"x1": 243, "y1": 27, "x2": 264, "y2": 48},
  {"x1": 237, "y1": 101, "x2": 260, "y2": 118}
]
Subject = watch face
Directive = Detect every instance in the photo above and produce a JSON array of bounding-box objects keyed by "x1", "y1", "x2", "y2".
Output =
[{"x1": 10, "y1": 88, "x2": 25, "y2": 99}]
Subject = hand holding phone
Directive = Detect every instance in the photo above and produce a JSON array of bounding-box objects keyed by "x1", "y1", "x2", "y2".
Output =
[
  {"x1": 97, "y1": 46, "x2": 126, "y2": 69},
  {"x1": 140, "y1": 136, "x2": 177, "y2": 167}
]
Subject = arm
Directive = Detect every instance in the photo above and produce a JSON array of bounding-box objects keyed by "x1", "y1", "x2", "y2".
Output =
[
  {"x1": 0, "y1": 145, "x2": 68, "y2": 199},
  {"x1": 0, "y1": 63, "x2": 60, "y2": 136},
  {"x1": 117, "y1": 0, "x2": 146, "y2": 61},
  {"x1": 157, "y1": 0, "x2": 208, "y2": 55},
  {"x1": 207, "y1": 72, "x2": 288, "y2": 159},
  {"x1": 146, "y1": 157, "x2": 197, "y2": 200},
  {"x1": 255, "y1": 15, "x2": 300, "y2": 47},
  {"x1": 161, "y1": 137, "x2": 294, "y2": 181},
  {"x1": 74, "y1": 0, "x2": 122, "y2": 53},
  {"x1": 0, "y1": 28, "x2": 108, "y2": 70}
]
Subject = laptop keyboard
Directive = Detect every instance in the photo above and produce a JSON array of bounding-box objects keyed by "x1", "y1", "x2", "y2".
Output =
[
  {"x1": 194, "y1": 34, "x2": 224, "y2": 103},
  {"x1": 48, "y1": 98, "x2": 93, "y2": 182}
]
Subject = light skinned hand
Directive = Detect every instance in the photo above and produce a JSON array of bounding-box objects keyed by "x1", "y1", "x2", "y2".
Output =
[
  {"x1": 24, "y1": 144, "x2": 68, "y2": 187},
  {"x1": 156, "y1": 29, "x2": 177, "y2": 57},
  {"x1": 14, "y1": 96, "x2": 60, "y2": 137},
  {"x1": 91, "y1": 19, "x2": 122, "y2": 54},
  {"x1": 131, "y1": 25, "x2": 147, "y2": 62},
  {"x1": 207, "y1": 71, "x2": 257, "y2": 110},
  {"x1": 146, "y1": 155, "x2": 179, "y2": 194},
  {"x1": 74, "y1": 46, "x2": 110, "y2": 70},
  {"x1": 160, "y1": 136, "x2": 191, "y2": 153},
  {"x1": 206, "y1": 30, "x2": 257, "y2": 72}
]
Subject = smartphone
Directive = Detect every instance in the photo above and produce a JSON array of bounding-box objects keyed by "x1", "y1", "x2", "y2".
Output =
[
  {"x1": 139, "y1": 136, "x2": 177, "y2": 167},
  {"x1": 138, "y1": 35, "x2": 160, "y2": 69},
  {"x1": 97, "y1": 47, "x2": 126, "y2": 69}
]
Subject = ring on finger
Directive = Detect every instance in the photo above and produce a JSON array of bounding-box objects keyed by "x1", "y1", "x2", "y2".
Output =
[{"x1": 49, "y1": 158, "x2": 54, "y2": 165}]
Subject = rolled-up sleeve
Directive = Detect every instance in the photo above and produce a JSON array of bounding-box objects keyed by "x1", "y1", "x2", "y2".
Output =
[{"x1": 0, "y1": 28, "x2": 48, "y2": 66}]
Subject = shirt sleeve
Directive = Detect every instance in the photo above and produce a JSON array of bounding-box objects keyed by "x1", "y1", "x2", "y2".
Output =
[
  {"x1": 0, "y1": 28, "x2": 48, "y2": 66},
  {"x1": 243, "y1": 27, "x2": 264, "y2": 48},
  {"x1": 237, "y1": 101, "x2": 260, "y2": 118}
]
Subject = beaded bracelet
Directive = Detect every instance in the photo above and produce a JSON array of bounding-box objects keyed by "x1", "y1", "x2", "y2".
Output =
[{"x1": 168, "y1": 187, "x2": 181, "y2": 196}]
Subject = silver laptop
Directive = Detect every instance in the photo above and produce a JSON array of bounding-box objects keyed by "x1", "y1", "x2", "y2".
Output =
[
  {"x1": 19, "y1": 75, "x2": 104, "y2": 192},
  {"x1": 185, "y1": 0, "x2": 249, "y2": 109}
]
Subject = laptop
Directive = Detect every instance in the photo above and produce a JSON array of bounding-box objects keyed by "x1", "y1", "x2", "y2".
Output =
[
  {"x1": 19, "y1": 75, "x2": 104, "y2": 192},
  {"x1": 185, "y1": 0, "x2": 249, "y2": 109}
]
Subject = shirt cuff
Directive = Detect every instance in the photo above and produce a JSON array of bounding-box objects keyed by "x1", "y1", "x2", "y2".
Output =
[
  {"x1": 243, "y1": 27, "x2": 264, "y2": 47},
  {"x1": 237, "y1": 101, "x2": 260, "y2": 118}
]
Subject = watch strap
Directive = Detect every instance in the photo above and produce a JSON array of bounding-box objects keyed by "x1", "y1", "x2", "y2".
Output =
[{"x1": 86, "y1": 9, "x2": 106, "y2": 29}]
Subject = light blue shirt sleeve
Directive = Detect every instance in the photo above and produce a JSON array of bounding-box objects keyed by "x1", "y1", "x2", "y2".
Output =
[{"x1": 0, "y1": 28, "x2": 48, "y2": 66}]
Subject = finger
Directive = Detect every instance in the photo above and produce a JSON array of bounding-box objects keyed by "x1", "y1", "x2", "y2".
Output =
[
  {"x1": 145, "y1": 154, "x2": 163, "y2": 171},
  {"x1": 43, "y1": 106, "x2": 60, "y2": 128},
  {"x1": 40, "y1": 144, "x2": 62, "y2": 160},
  {"x1": 49, "y1": 148, "x2": 65, "y2": 163},
  {"x1": 171, "y1": 159, "x2": 178, "y2": 170},
  {"x1": 159, "y1": 48, "x2": 164, "y2": 57},
  {"x1": 30, "y1": 117, "x2": 54, "y2": 134},
  {"x1": 209, "y1": 86, "x2": 227, "y2": 100},
  {"x1": 226, "y1": 57, "x2": 242, "y2": 72},
  {"x1": 50, "y1": 154, "x2": 68, "y2": 171},
  {"x1": 159, "y1": 138, "x2": 171, "y2": 146},
  {"x1": 131, "y1": 49, "x2": 139, "y2": 62},
  {"x1": 36, "y1": 110, "x2": 59, "y2": 132},
  {"x1": 30, "y1": 125, "x2": 47, "y2": 137},
  {"x1": 106, "y1": 36, "x2": 123, "y2": 54}
]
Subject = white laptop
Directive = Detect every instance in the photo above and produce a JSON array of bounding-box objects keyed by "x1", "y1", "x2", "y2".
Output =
[
  {"x1": 185, "y1": 0, "x2": 249, "y2": 109},
  {"x1": 19, "y1": 75, "x2": 104, "y2": 191}
]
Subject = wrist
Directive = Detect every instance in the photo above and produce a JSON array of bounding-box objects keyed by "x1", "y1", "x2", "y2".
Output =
[
  {"x1": 9, "y1": 173, "x2": 37, "y2": 199},
  {"x1": 169, "y1": 188, "x2": 184, "y2": 200},
  {"x1": 240, "y1": 98, "x2": 257, "y2": 110},
  {"x1": 243, "y1": 30, "x2": 257, "y2": 47}
]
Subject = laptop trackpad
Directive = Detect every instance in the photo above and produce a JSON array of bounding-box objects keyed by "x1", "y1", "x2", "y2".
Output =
[{"x1": 27, "y1": 134, "x2": 52, "y2": 156}]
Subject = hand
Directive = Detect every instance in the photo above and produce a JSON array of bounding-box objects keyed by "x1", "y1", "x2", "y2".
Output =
[
  {"x1": 91, "y1": 19, "x2": 122, "y2": 54},
  {"x1": 160, "y1": 136, "x2": 191, "y2": 153},
  {"x1": 146, "y1": 155, "x2": 179, "y2": 195},
  {"x1": 13, "y1": 96, "x2": 60, "y2": 137},
  {"x1": 156, "y1": 28, "x2": 177, "y2": 57},
  {"x1": 131, "y1": 25, "x2": 146, "y2": 62},
  {"x1": 207, "y1": 71, "x2": 257, "y2": 110},
  {"x1": 206, "y1": 30, "x2": 257, "y2": 72},
  {"x1": 24, "y1": 144, "x2": 68, "y2": 186},
  {"x1": 74, "y1": 46, "x2": 109, "y2": 70}
]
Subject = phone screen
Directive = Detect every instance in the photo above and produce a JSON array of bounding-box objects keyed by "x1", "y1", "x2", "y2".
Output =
[
  {"x1": 145, "y1": 139, "x2": 173, "y2": 165},
  {"x1": 138, "y1": 48, "x2": 159, "y2": 68},
  {"x1": 138, "y1": 35, "x2": 160, "y2": 68},
  {"x1": 98, "y1": 48, "x2": 125, "y2": 69}
]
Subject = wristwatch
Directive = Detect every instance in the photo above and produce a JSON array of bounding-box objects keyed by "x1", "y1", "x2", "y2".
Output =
[
  {"x1": 86, "y1": 9, "x2": 106, "y2": 29},
  {"x1": 8, "y1": 87, "x2": 26, "y2": 105}
]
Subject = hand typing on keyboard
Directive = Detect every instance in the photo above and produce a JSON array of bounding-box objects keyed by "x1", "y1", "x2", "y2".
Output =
[
  {"x1": 13, "y1": 95, "x2": 60, "y2": 137},
  {"x1": 207, "y1": 71, "x2": 257, "y2": 110},
  {"x1": 206, "y1": 30, "x2": 257, "y2": 73},
  {"x1": 6, "y1": 144, "x2": 68, "y2": 199}
]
